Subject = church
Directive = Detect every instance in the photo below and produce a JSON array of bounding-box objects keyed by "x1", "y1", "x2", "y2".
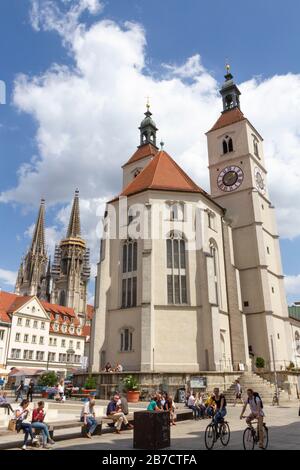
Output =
[{"x1": 90, "y1": 68, "x2": 294, "y2": 373}]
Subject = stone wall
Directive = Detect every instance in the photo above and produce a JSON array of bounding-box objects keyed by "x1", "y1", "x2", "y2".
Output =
[
  {"x1": 74, "y1": 371, "x2": 240, "y2": 401},
  {"x1": 259, "y1": 371, "x2": 300, "y2": 400}
]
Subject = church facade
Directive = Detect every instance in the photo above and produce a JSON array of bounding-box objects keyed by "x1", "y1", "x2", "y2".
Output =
[{"x1": 89, "y1": 70, "x2": 293, "y2": 373}]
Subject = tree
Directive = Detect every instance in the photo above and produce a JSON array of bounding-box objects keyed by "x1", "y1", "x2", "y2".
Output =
[
  {"x1": 38, "y1": 371, "x2": 58, "y2": 387},
  {"x1": 255, "y1": 357, "x2": 265, "y2": 369},
  {"x1": 84, "y1": 376, "x2": 97, "y2": 389}
]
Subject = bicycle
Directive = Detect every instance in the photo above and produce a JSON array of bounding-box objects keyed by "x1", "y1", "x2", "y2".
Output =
[
  {"x1": 242, "y1": 418, "x2": 269, "y2": 450},
  {"x1": 204, "y1": 415, "x2": 230, "y2": 450}
]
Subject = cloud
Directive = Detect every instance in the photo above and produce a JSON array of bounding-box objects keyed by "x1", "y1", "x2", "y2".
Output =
[
  {"x1": 0, "y1": 0, "x2": 299, "y2": 252},
  {"x1": 285, "y1": 275, "x2": 300, "y2": 299},
  {"x1": 0, "y1": 269, "x2": 17, "y2": 287}
]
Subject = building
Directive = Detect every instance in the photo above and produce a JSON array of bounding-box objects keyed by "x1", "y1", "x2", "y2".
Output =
[
  {"x1": 90, "y1": 68, "x2": 294, "y2": 373},
  {"x1": 288, "y1": 304, "x2": 300, "y2": 367},
  {"x1": 0, "y1": 291, "x2": 88, "y2": 375}
]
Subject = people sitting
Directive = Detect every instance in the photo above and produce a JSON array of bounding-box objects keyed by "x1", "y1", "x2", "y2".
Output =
[
  {"x1": 195, "y1": 392, "x2": 206, "y2": 419},
  {"x1": 0, "y1": 391, "x2": 14, "y2": 415},
  {"x1": 115, "y1": 363, "x2": 123, "y2": 372},
  {"x1": 107, "y1": 393, "x2": 133, "y2": 434},
  {"x1": 187, "y1": 391, "x2": 201, "y2": 419},
  {"x1": 15, "y1": 399, "x2": 37, "y2": 450},
  {"x1": 31, "y1": 401, "x2": 55, "y2": 449},
  {"x1": 80, "y1": 394, "x2": 98, "y2": 438},
  {"x1": 147, "y1": 393, "x2": 162, "y2": 412},
  {"x1": 163, "y1": 394, "x2": 177, "y2": 426},
  {"x1": 103, "y1": 362, "x2": 113, "y2": 373}
]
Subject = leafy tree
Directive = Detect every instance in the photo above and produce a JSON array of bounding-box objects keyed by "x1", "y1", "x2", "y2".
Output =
[
  {"x1": 38, "y1": 371, "x2": 58, "y2": 387},
  {"x1": 255, "y1": 357, "x2": 265, "y2": 369}
]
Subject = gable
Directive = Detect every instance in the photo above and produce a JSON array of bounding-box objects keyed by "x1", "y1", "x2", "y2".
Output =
[{"x1": 12, "y1": 297, "x2": 50, "y2": 320}]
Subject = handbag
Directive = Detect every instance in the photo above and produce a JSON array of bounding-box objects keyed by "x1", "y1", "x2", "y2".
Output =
[{"x1": 7, "y1": 419, "x2": 16, "y2": 432}]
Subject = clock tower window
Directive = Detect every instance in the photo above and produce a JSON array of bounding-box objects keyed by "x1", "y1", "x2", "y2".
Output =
[{"x1": 222, "y1": 136, "x2": 233, "y2": 154}]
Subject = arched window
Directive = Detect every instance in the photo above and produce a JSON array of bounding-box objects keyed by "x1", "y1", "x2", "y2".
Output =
[
  {"x1": 59, "y1": 290, "x2": 66, "y2": 306},
  {"x1": 120, "y1": 327, "x2": 134, "y2": 352},
  {"x1": 225, "y1": 94, "x2": 234, "y2": 110},
  {"x1": 253, "y1": 138, "x2": 259, "y2": 157},
  {"x1": 166, "y1": 232, "x2": 187, "y2": 304},
  {"x1": 222, "y1": 135, "x2": 233, "y2": 154},
  {"x1": 169, "y1": 202, "x2": 184, "y2": 221},
  {"x1": 210, "y1": 240, "x2": 220, "y2": 306},
  {"x1": 121, "y1": 240, "x2": 138, "y2": 308}
]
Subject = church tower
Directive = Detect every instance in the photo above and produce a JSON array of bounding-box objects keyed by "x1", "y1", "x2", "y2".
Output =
[
  {"x1": 51, "y1": 190, "x2": 90, "y2": 322},
  {"x1": 206, "y1": 66, "x2": 292, "y2": 368},
  {"x1": 15, "y1": 199, "x2": 49, "y2": 300}
]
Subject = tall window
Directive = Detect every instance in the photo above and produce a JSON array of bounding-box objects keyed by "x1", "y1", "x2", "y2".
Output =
[
  {"x1": 120, "y1": 328, "x2": 133, "y2": 352},
  {"x1": 253, "y1": 137, "x2": 259, "y2": 157},
  {"x1": 169, "y1": 202, "x2": 184, "y2": 221},
  {"x1": 122, "y1": 240, "x2": 137, "y2": 308},
  {"x1": 295, "y1": 331, "x2": 300, "y2": 354},
  {"x1": 166, "y1": 232, "x2": 187, "y2": 304},
  {"x1": 222, "y1": 135, "x2": 233, "y2": 154},
  {"x1": 210, "y1": 240, "x2": 220, "y2": 306}
]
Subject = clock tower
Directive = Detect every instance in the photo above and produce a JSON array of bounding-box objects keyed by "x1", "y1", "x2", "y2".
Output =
[{"x1": 206, "y1": 67, "x2": 292, "y2": 369}]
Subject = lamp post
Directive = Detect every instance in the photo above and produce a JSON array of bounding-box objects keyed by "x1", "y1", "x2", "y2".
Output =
[{"x1": 270, "y1": 335, "x2": 279, "y2": 405}]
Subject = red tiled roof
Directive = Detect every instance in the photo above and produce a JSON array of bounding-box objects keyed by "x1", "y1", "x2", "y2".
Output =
[
  {"x1": 120, "y1": 150, "x2": 209, "y2": 198},
  {"x1": 0, "y1": 291, "x2": 18, "y2": 323},
  {"x1": 41, "y1": 301, "x2": 76, "y2": 317},
  {"x1": 122, "y1": 143, "x2": 158, "y2": 168},
  {"x1": 207, "y1": 107, "x2": 246, "y2": 133},
  {"x1": 7, "y1": 296, "x2": 33, "y2": 313},
  {"x1": 82, "y1": 325, "x2": 91, "y2": 338},
  {"x1": 86, "y1": 304, "x2": 94, "y2": 320}
]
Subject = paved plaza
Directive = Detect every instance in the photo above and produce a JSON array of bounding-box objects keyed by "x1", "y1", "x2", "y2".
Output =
[{"x1": 13, "y1": 402, "x2": 299, "y2": 451}]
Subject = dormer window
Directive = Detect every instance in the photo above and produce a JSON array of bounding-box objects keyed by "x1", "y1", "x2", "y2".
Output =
[{"x1": 222, "y1": 136, "x2": 233, "y2": 154}]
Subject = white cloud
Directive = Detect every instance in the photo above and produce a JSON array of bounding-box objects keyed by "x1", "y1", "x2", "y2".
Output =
[
  {"x1": 0, "y1": 269, "x2": 17, "y2": 287},
  {"x1": 0, "y1": 0, "x2": 299, "y2": 248},
  {"x1": 285, "y1": 275, "x2": 300, "y2": 299}
]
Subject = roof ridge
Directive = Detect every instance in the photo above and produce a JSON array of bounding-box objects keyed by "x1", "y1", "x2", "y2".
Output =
[{"x1": 157, "y1": 151, "x2": 204, "y2": 193}]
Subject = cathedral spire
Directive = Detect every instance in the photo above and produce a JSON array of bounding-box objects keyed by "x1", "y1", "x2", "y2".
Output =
[
  {"x1": 30, "y1": 199, "x2": 46, "y2": 256},
  {"x1": 67, "y1": 189, "x2": 81, "y2": 238},
  {"x1": 139, "y1": 101, "x2": 158, "y2": 148},
  {"x1": 220, "y1": 64, "x2": 241, "y2": 113}
]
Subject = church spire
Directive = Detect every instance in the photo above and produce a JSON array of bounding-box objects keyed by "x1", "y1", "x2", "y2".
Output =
[
  {"x1": 30, "y1": 199, "x2": 46, "y2": 256},
  {"x1": 220, "y1": 64, "x2": 241, "y2": 113},
  {"x1": 139, "y1": 101, "x2": 158, "y2": 148},
  {"x1": 67, "y1": 189, "x2": 81, "y2": 238}
]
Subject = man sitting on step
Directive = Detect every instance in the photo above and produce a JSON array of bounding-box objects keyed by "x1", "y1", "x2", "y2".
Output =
[{"x1": 106, "y1": 393, "x2": 133, "y2": 434}]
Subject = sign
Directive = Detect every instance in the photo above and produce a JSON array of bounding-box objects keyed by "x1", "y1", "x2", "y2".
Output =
[
  {"x1": 238, "y1": 363, "x2": 245, "y2": 371},
  {"x1": 190, "y1": 376, "x2": 207, "y2": 389}
]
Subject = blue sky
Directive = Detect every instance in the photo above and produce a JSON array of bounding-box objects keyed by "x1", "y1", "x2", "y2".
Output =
[{"x1": 0, "y1": 0, "x2": 300, "y2": 302}]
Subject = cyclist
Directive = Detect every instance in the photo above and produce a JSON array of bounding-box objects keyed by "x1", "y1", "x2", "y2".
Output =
[
  {"x1": 211, "y1": 388, "x2": 227, "y2": 432},
  {"x1": 240, "y1": 388, "x2": 265, "y2": 449}
]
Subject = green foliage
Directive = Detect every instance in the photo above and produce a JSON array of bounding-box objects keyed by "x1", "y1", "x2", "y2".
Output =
[
  {"x1": 122, "y1": 375, "x2": 140, "y2": 391},
  {"x1": 255, "y1": 357, "x2": 265, "y2": 369},
  {"x1": 84, "y1": 376, "x2": 97, "y2": 389},
  {"x1": 38, "y1": 371, "x2": 58, "y2": 387}
]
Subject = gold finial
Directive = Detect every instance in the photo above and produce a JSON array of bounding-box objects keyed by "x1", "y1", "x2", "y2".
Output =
[
  {"x1": 225, "y1": 62, "x2": 230, "y2": 74},
  {"x1": 146, "y1": 96, "x2": 150, "y2": 111}
]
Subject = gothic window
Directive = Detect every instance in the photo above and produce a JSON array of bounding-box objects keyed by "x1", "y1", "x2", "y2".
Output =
[
  {"x1": 222, "y1": 135, "x2": 233, "y2": 154},
  {"x1": 120, "y1": 327, "x2": 133, "y2": 352},
  {"x1": 169, "y1": 202, "x2": 184, "y2": 221},
  {"x1": 210, "y1": 240, "x2": 220, "y2": 306},
  {"x1": 166, "y1": 232, "x2": 187, "y2": 304},
  {"x1": 253, "y1": 138, "x2": 259, "y2": 157},
  {"x1": 59, "y1": 290, "x2": 66, "y2": 306},
  {"x1": 121, "y1": 240, "x2": 138, "y2": 308}
]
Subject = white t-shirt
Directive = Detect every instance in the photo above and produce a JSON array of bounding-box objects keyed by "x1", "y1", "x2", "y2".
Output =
[
  {"x1": 58, "y1": 385, "x2": 64, "y2": 394},
  {"x1": 81, "y1": 402, "x2": 95, "y2": 419},
  {"x1": 246, "y1": 396, "x2": 265, "y2": 417},
  {"x1": 15, "y1": 406, "x2": 31, "y2": 422},
  {"x1": 188, "y1": 395, "x2": 195, "y2": 407},
  {"x1": 235, "y1": 383, "x2": 241, "y2": 393}
]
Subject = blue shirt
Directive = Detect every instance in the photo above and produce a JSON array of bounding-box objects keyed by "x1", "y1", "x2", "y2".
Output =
[{"x1": 106, "y1": 401, "x2": 117, "y2": 416}]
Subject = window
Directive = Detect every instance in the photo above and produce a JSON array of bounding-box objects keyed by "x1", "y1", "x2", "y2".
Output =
[
  {"x1": 36, "y1": 351, "x2": 44, "y2": 361},
  {"x1": 24, "y1": 334, "x2": 29, "y2": 343},
  {"x1": 15, "y1": 333, "x2": 20, "y2": 342},
  {"x1": 48, "y1": 352, "x2": 56, "y2": 362},
  {"x1": 76, "y1": 341, "x2": 80, "y2": 349},
  {"x1": 49, "y1": 338, "x2": 53, "y2": 346},
  {"x1": 166, "y1": 232, "x2": 187, "y2": 304},
  {"x1": 222, "y1": 135, "x2": 233, "y2": 154},
  {"x1": 207, "y1": 210, "x2": 216, "y2": 230},
  {"x1": 69, "y1": 340, "x2": 73, "y2": 348},
  {"x1": 0, "y1": 330, "x2": 5, "y2": 341},
  {"x1": 272, "y1": 287, "x2": 275, "y2": 293},
  {"x1": 244, "y1": 301, "x2": 249, "y2": 307},
  {"x1": 25, "y1": 319, "x2": 30, "y2": 327},
  {"x1": 11, "y1": 349, "x2": 21, "y2": 359},
  {"x1": 120, "y1": 328, "x2": 133, "y2": 352},
  {"x1": 41, "y1": 322, "x2": 45, "y2": 330},
  {"x1": 59, "y1": 353, "x2": 67, "y2": 362},
  {"x1": 295, "y1": 331, "x2": 300, "y2": 354},
  {"x1": 17, "y1": 318, "x2": 22, "y2": 326},
  {"x1": 32, "y1": 335, "x2": 36, "y2": 344},
  {"x1": 39, "y1": 337, "x2": 44, "y2": 345},
  {"x1": 210, "y1": 240, "x2": 220, "y2": 306},
  {"x1": 169, "y1": 202, "x2": 184, "y2": 221},
  {"x1": 33, "y1": 321, "x2": 38, "y2": 329},
  {"x1": 53, "y1": 338, "x2": 57, "y2": 346},
  {"x1": 267, "y1": 247, "x2": 270, "y2": 254},
  {"x1": 122, "y1": 240, "x2": 138, "y2": 308},
  {"x1": 253, "y1": 138, "x2": 259, "y2": 157},
  {"x1": 61, "y1": 339, "x2": 66, "y2": 348},
  {"x1": 277, "y1": 333, "x2": 280, "y2": 340}
]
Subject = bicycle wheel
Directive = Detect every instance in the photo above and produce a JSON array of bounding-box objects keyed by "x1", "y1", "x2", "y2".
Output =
[
  {"x1": 204, "y1": 423, "x2": 216, "y2": 450},
  {"x1": 243, "y1": 427, "x2": 255, "y2": 450},
  {"x1": 261, "y1": 424, "x2": 269, "y2": 449},
  {"x1": 220, "y1": 421, "x2": 230, "y2": 446}
]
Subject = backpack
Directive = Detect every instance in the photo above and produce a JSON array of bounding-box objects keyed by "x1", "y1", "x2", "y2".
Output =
[{"x1": 248, "y1": 392, "x2": 263, "y2": 409}]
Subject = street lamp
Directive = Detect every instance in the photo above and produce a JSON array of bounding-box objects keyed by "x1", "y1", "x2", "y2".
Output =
[{"x1": 270, "y1": 335, "x2": 279, "y2": 405}]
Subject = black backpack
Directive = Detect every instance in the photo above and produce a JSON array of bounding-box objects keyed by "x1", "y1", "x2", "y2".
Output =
[{"x1": 248, "y1": 392, "x2": 263, "y2": 409}]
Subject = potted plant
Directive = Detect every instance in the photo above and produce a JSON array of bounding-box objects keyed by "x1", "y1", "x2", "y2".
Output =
[
  {"x1": 255, "y1": 357, "x2": 265, "y2": 372},
  {"x1": 82, "y1": 375, "x2": 97, "y2": 395},
  {"x1": 122, "y1": 375, "x2": 140, "y2": 403}
]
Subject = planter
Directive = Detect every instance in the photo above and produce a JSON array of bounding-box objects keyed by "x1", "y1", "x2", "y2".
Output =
[
  {"x1": 82, "y1": 389, "x2": 96, "y2": 395},
  {"x1": 127, "y1": 390, "x2": 140, "y2": 403},
  {"x1": 42, "y1": 391, "x2": 48, "y2": 399}
]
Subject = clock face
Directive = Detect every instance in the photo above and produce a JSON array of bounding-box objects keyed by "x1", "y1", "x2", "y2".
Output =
[
  {"x1": 254, "y1": 167, "x2": 265, "y2": 193},
  {"x1": 217, "y1": 166, "x2": 244, "y2": 192}
]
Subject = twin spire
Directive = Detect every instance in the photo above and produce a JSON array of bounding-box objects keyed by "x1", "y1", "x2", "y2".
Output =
[{"x1": 67, "y1": 189, "x2": 81, "y2": 238}]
